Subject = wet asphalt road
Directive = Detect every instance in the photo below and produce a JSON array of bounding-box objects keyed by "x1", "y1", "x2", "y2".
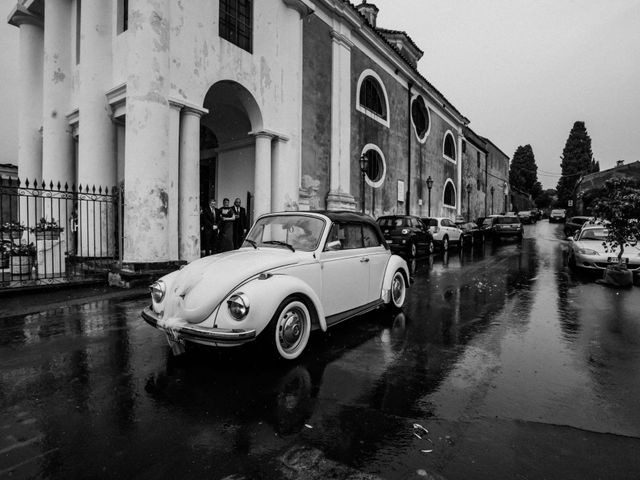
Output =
[{"x1": 1, "y1": 220, "x2": 640, "y2": 479}]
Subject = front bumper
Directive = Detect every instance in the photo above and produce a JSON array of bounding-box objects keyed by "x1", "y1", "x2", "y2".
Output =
[{"x1": 141, "y1": 306, "x2": 256, "y2": 346}]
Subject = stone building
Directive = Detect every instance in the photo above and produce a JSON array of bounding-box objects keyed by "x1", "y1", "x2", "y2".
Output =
[{"x1": 7, "y1": 0, "x2": 507, "y2": 268}]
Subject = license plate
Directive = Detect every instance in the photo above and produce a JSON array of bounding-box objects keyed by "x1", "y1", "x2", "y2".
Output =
[{"x1": 608, "y1": 257, "x2": 628, "y2": 264}]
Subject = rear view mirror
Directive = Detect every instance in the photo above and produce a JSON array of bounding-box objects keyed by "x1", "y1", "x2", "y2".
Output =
[
  {"x1": 567, "y1": 236, "x2": 574, "y2": 241},
  {"x1": 325, "y1": 240, "x2": 342, "y2": 251}
]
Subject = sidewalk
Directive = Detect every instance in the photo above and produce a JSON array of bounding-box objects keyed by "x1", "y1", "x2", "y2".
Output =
[{"x1": 0, "y1": 283, "x2": 149, "y2": 319}]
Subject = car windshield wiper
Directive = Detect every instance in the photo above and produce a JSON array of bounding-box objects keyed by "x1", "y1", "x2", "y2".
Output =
[
  {"x1": 263, "y1": 240, "x2": 295, "y2": 252},
  {"x1": 244, "y1": 239, "x2": 258, "y2": 249}
]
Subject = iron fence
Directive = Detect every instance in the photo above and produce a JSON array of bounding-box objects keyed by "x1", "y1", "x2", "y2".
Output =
[{"x1": 0, "y1": 177, "x2": 120, "y2": 290}]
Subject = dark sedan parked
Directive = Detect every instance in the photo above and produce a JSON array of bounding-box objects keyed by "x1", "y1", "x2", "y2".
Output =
[
  {"x1": 455, "y1": 221, "x2": 484, "y2": 247},
  {"x1": 564, "y1": 216, "x2": 592, "y2": 238},
  {"x1": 481, "y1": 215, "x2": 523, "y2": 242},
  {"x1": 377, "y1": 215, "x2": 434, "y2": 257}
]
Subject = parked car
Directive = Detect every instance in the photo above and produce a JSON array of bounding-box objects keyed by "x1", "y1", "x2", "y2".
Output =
[
  {"x1": 564, "y1": 216, "x2": 592, "y2": 238},
  {"x1": 455, "y1": 221, "x2": 484, "y2": 247},
  {"x1": 530, "y1": 209, "x2": 542, "y2": 221},
  {"x1": 567, "y1": 224, "x2": 640, "y2": 272},
  {"x1": 141, "y1": 211, "x2": 410, "y2": 360},
  {"x1": 377, "y1": 215, "x2": 434, "y2": 257},
  {"x1": 421, "y1": 217, "x2": 463, "y2": 250},
  {"x1": 549, "y1": 209, "x2": 567, "y2": 223},
  {"x1": 517, "y1": 210, "x2": 535, "y2": 224},
  {"x1": 481, "y1": 215, "x2": 523, "y2": 241}
]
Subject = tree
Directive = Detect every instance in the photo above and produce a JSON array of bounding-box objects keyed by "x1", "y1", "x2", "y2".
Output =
[
  {"x1": 557, "y1": 121, "x2": 597, "y2": 206},
  {"x1": 589, "y1": 177, "x2": 640, "y2": 263},
  {"x1": 509, "y1": 145, "x2": 538, "y2": 194},
  {"x1": 535, "y1": 189, "x2": 556, "y2": 209}
]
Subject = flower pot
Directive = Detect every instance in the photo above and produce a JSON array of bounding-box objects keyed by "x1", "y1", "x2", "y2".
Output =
[
  {"x1": 1, "y1": 231, "x2": 22, "y2": 240},
  {"x1": 600, "y1": 265, "x2": 633, "y2": 288},
  {"x1": 10, "y1": 255, "x2": 33, "y2": 279},
  {"x1": 35, "y1": 229, "x2": 61, "y2": 240}
]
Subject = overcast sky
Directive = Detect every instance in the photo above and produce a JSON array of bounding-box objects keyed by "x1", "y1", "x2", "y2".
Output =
[
  {"x1": 1, "y1": 1, "x2": 638, "y2": 188},
  {"x1": 371, "y1": 0, "x2": 640, "y2": 188}
]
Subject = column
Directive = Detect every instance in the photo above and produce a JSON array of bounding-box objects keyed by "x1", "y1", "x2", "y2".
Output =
[
  {"x1": 9, "y1": 6, "x2": 44, "y2": 184},
  {"x1": 326, "y1": 29, "x2": 356, "y2": 211},
  {"x1": 77, "y1": 0, "x2": 115, "y2": 188},
  {"x1": 42, "y1": 0, "x2": 73, "y2": 186},
  {"x1": 123, "y1": 0, "x2": 172, "y2": 263},
  {"x1": 254, "y1": 132, "x2": 273, "y2": 220},
  {"x1": 179, "y1": 107, "x2": 205, "y2": 262}
]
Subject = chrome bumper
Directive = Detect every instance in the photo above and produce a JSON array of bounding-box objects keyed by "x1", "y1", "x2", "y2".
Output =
[{"x1": 141, "y1": 306, "x2": 256, "y2": 345}]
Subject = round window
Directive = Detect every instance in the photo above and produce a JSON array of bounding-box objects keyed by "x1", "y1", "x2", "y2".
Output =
[
  {"x1": 361, "y1": 146, "x2": 386, "y2": 188},
  {"x1": 411, "y1": 95, "x2": 430, "y2": 141}
]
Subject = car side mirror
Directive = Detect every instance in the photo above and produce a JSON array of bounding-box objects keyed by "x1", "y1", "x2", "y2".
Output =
[
  {"x1": 325, "y1": 240, "x2": 342, "y2": 251},
  {"x1": 567, "y1": 236, "x2": 574, "y2": 241}
]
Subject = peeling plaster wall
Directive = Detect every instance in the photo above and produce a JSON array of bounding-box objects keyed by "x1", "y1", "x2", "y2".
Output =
[{"x1": 301, "y1": 14, "x2": 332, "y2": 210}]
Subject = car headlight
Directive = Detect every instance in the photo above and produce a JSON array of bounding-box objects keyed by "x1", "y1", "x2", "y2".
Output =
[
  {"x1": 578, "y1": 247, "x2": 598, "y2": 255},
  {"x1": 227, "y1": 293, "x2": 250, "y2": 320},
  {"x1": 401, "y1": 229, "x2": 409, "y2": 235},
  {"x1": 150, "y1": 281, "x2": 166, "y2": 303}
]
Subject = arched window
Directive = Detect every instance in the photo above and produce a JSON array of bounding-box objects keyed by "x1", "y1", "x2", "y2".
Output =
[
  {"x1": 443, "y1": 131, "x2": 456, "y2": 161},
  {"x1": 356, "y1": 70, "x2": 390, "y2": 127},
  {"x1": 361, "y1": 144, "x2": 386, "y2": 188},
  {"x1": 411, "y1": 95, "x2": 430, "y2": 142},
  {"x1": 443, "y1": 180, "x2": 456, "y2": 207}
]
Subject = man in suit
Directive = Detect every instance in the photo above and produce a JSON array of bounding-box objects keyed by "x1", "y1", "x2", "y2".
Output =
[
  {"x1": 232, "y1": 197, "x2": 248, "y2": 249},
  {"x1": 201, "y1": 199, "x2": 220, "y2": 255}
]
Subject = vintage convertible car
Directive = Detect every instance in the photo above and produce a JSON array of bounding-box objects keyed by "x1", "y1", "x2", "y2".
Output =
[{"x1": 141, "y1": 211, "x2": 410, "y2": 360}]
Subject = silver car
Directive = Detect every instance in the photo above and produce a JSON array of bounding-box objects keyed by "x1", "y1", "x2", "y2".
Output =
[{"x1": 567, "y1": 225, "x2": 640, "y2": 272}]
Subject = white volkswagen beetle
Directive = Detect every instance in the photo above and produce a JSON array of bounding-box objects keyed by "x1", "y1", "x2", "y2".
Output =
[{"x1": 142, "y1": 211, "x2": 410, "y2": 360}]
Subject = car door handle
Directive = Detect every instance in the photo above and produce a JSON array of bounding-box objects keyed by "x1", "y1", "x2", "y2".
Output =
[{"x1": 360, "y1": 257, "x2": 370, "y2": 263}]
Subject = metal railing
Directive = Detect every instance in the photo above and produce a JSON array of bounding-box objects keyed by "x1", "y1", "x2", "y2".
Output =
[{"x1": 0, "y1": 177, "x2": 120, "y2": 290}]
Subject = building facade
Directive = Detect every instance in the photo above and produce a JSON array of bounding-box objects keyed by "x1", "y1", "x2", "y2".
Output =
[{"x1": 8, "y1": 0, "x2": 507, "y2": 268}]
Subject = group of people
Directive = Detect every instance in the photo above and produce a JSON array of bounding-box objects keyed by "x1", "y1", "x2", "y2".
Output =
[{"x1": 201, "y1": 197, "x2": 248, "y2": 255}]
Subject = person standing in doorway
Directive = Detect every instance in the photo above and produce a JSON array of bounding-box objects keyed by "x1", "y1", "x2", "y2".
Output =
[
  {"x1": 218, "y1": 198, "x2": 235, "y2": 252},
  {"x1": 232, "y1": 197, "x2": 248, "y2": 249},
  {"x1": 201, "y1": 199, "x2": 220, "y2": 255}
]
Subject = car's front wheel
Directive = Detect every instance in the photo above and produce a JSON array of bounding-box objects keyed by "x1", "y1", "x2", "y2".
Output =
[
  {"x1": 408, "y1": 240, "x2": 417, "y2": 258},
  {"x1": 389, "y1": 271, "x2": 406, "y2": 309},
  {"x1": 442, "y1": 236, "x2": 449, "y2": 251},
  {"x1": 427, "y1": 241, "x2": 434, "y2": 254},
  {"x1": 267, "y1": 296, "x2": 311, "y2": 360}
]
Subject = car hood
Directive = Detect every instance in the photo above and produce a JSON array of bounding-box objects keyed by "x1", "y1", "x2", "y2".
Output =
[{"x1": 164, "y1": 248, "x2": 300, "y2": 323}]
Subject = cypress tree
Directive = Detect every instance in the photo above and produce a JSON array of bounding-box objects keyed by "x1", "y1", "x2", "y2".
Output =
[
  {"x1": 509, "y1": 145, "x2": 538, "y2": 194},
  {"x1": 557, "y1": 121, "x2": 595, "y2": 206}
]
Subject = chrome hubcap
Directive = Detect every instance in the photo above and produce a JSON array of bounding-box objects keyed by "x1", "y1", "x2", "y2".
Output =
[
  {"x1": 279, "y1": 308, "x2": 304, "y2": 351},
  {"x1": 392, "y1": 276, "x2": 404, "y2": 303}
]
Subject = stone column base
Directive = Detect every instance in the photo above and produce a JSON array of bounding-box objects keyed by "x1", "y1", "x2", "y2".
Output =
[{"x1": 326, "y1": 191, "x2": 357, "y2": 211}]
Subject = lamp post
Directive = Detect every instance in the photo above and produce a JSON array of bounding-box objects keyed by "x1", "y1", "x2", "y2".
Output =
[
  {"x1": 490, "y1": 185, "x2": 495, "y2": 214},
  {"x1": 426, "y1": 176, "x2": 434, "y2": 216},
  {"x1": 466, "y1": 183, "x2": 472, "y2": 221},
  {"x1": 359, "y1": 153, "x2": 369, "y2": 214}
]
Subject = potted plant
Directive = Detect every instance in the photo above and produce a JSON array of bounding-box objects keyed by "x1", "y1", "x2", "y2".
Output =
[
  {"x1": 9, "y1": 241, "x2": 36, "y2": 279},
  {"x1": 0, "y1": 240, "x2": 11, "y2": 269},
  {"x1": 589, "y1": 178, "x2": 640, "y2": 287},
  {"x1": 0, "y1": 221, "x2": 25, "y2": 240},
  {"x1": 30, "y1": 217, "x2": 64, "y2": 240}
]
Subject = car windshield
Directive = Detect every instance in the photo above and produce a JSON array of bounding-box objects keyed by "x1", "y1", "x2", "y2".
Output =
[
  {"x1": 496, "y1": 216, "x2": 519, "y2": 224},
  {"x1": 378, "y1": 217, "x2": 408, "y2": 228},
  {"x1": 578, "y1": 228, "x2": 609, "y2": 241},
  {"x1": 245, "y1": 215, "x2": 325, "y2": 251},
  {"x1": 571, "y1": 217, "x2": 590, "y2": 225}
]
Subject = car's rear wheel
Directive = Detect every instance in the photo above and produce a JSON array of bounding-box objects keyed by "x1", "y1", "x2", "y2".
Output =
[
  {"x1": 427, "y1": 241, "x2": 434, "y2": 254},
  {"x1": 389, "y1": 271, "x2": 406, "y2": 309},
  {"x1": 408, "y1": 241, "x2": 417, "y2": 258},
  {"x1": 458, "y1": 236, "x2": 464, "y2": 249},
  {"x1": 442, "y1": 236, "x2": 449, "y2": 251},
  {"x1": 267, "y1": 296, "x2": 311, "y2": 360}
]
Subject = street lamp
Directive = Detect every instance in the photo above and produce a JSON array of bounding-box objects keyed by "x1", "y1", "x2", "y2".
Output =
[
  {"x1": 490, "y1": 185, "x2": 495, "y2": 214},
  {"x1": 466, "y1": 183, "x2": 472, "y2": 221},
  {"x1": 426, "y1": 176, "x2": 434, "y2": 216},
  {"x1": 359, "y1": 153, "x2": 369, "y2": 214}
]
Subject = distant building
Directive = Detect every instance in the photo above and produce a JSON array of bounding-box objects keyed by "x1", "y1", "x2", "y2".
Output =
[
  {"x1": 576, "y1": 160, "x2": 640, "y2": 213},
  {"x1": 8, "y1": 0, "x2": 508, "y2": 267}
]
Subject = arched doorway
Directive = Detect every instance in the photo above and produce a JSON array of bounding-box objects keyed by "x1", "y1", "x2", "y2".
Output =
[{"x1": 200, "y1": 81, "x2": 263, "y2": 255}]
